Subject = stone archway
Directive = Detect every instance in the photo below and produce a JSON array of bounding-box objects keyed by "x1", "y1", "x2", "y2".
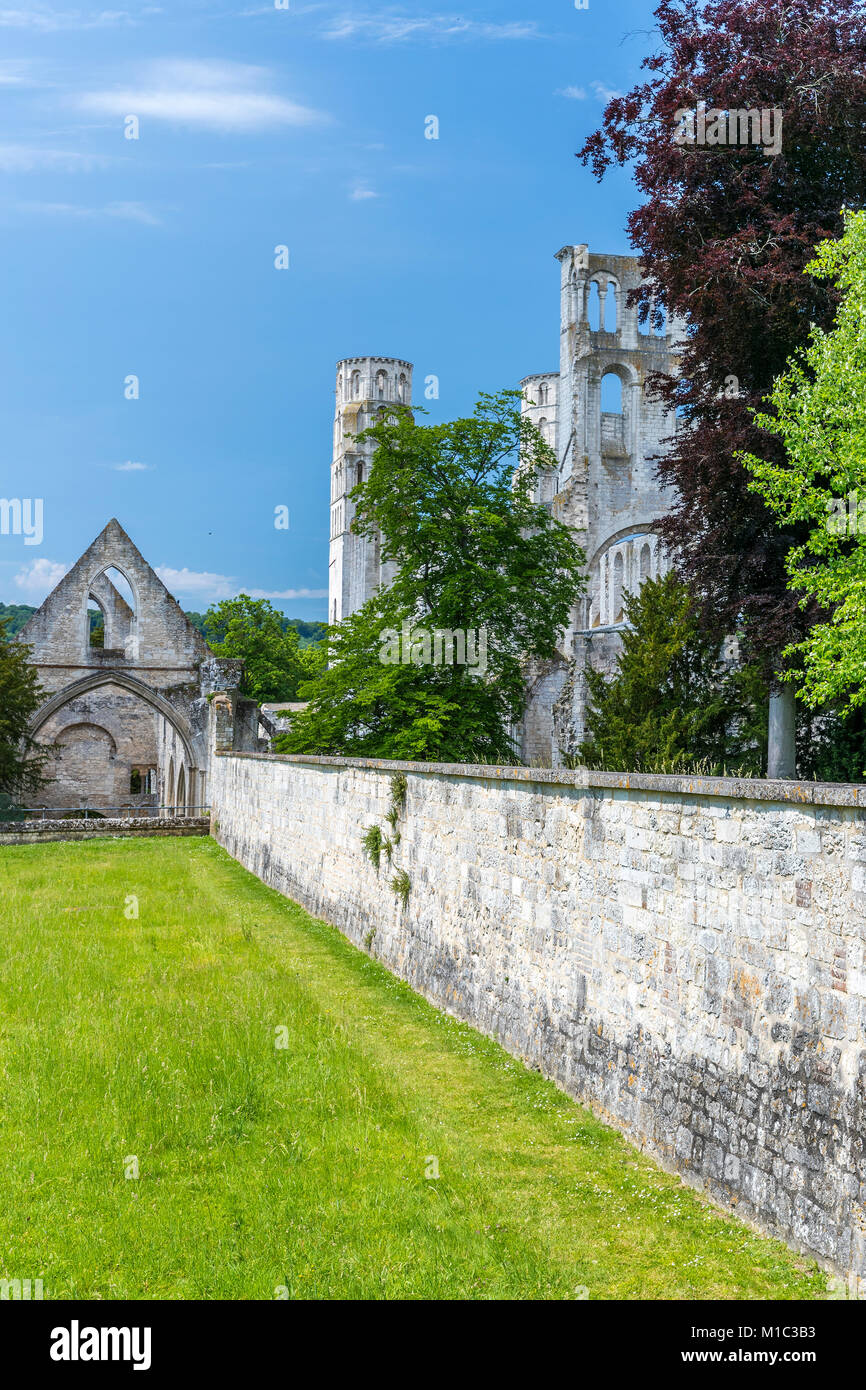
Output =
[{"x1": 29, "y1": 672, "x2": 200, "y2": 815}]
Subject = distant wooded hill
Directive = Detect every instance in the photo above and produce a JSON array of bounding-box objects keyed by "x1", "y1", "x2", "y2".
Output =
[{"x1": 0, "y1": 602, "x2": 326, "y2": 647}]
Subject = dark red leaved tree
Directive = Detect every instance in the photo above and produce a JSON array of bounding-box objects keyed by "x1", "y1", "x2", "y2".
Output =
[{"x1": 579, "y1": 0, "x2": 866, "y2": 670}]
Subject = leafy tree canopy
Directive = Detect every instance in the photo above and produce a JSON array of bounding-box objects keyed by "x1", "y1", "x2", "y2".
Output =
[
  {"x1": 744, "y1": 209, "x2": 866, "y2": 711},
  {"x1": 578, "y1": 573, "x2": 768, "y2": 776},
  {"x1": 0, "y1": 619, "x2": 48, "y2": 798},
  {"x1": 203, "y1": 595, "x2": 322, "y2": 704},
  {"x1": 281, "y1": 391, "x2": 586, "y2": 761}
]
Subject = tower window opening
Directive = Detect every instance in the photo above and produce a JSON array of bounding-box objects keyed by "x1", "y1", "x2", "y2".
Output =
[
  {"x1": 613, "y1": 551, "x2": 624, "y2": 624},
  {"x1": 601, "y1": 372, "x2": 623, "y2": 414}
]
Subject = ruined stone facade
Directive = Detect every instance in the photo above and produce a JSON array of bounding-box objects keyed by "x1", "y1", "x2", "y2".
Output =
[
  {"x1": 17, "y1": 519, "x2": 246, "y2": 814},
  {"x1": 520, "y1": 245, "x2": 683, "y2": 763},
  {"x1": 329, "y1": 246, "x2": 683, "y2": 764}
]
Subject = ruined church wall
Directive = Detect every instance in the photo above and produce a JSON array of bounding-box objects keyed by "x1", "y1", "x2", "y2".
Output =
[{"x1": 211, "y1": 753, "x2": 866, "y2": 1280}]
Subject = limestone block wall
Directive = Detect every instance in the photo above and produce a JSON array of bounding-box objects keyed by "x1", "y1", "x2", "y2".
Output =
[{"x1": 211, "y1": 753, "x2": 866, "y2": 1279}]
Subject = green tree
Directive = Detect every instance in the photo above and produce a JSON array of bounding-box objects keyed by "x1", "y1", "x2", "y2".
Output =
[
  {"x1": 0, "y1": 603, "x2": 37, "y2": 639},
  {"x1": 0, "y1": 619, "x2": 47, "y2": 799},
  {"x1": 282, "y1": 391, "x2": 585, "y2": 761},
  {"x1": 578, "y1": 574, "x2": 767, "y2": 776},
  {"x1": 203, "y1": 596, "x2": 317, "y2": 703},
  {"x1": 744, "y1": 209, "x2": 866, "y2": 714}
]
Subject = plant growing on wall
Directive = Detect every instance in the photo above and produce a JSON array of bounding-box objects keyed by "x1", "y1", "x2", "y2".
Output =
[
  {"x1": 361, "y1": 824, "x2": 383, "y2": 872},
  {"x1": 359, "y1": 776, "x2": 412, "y2": 911},
  {"x1": 390, "y1": 869, "x2": 411, "y2": 910}
]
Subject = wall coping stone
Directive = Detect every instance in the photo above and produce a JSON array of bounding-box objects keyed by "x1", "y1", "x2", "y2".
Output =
[
  {"x1": 0, "y1": 816, "x2": 210, "y2": 843},
  {"x1": 215, "y1": 751, "x2": 866, "y2": 809}
]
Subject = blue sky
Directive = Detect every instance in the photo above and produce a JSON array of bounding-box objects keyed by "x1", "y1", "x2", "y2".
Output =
[{"x1": 0, "y1": 0, "x2": 655, "y2": 618}]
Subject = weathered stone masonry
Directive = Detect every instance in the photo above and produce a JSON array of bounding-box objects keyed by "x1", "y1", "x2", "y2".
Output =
[{"x1": 211, "y1": 752, "x2": 866, "y2": 1279}]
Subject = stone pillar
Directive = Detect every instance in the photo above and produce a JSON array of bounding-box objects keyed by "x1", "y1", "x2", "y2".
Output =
[{"x1": 767, "y1": 684, "x2": 796, "y2": 779}]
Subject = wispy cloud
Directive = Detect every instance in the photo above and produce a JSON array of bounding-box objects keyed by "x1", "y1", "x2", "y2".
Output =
[
  {"x1": 13, "y1": 557, "x2": 69, "y2": 600},
  {"x1": 0, "y1": 58, "x2": 36, "y2": 84},
  {"x1": 79, "y1": 59, "x2": 328, "y2": 132},
  {"x1": 350, "y1": 182, "x2": 379, "y2": 201},
  {"x1": 155, "y1": 566, "x2": 236, "y2": 599},
  {"x1": 17, "y1": 199, "x2": 161, "y2": 224},
  {"x1": 322, "y1": 12, "x2": 541, "y2": 42},
  {"x1": 0, "y1": 145, "x2": 113, "y2": 173},
  {"x1": 555, "y1": 82, "x2": 622, "y2": 103},
  {"x1": 114, "y1": 460, "x2": 151, "y2": 471},
  {"x1": 591, "y1": 80, "x2": 622, "y2": 102},
  {"x1": 246, "y1": 586, "x2": 328, "y2": 600},
  {"x1": 0, "y1": 7, "x2": 134, "y2": 31},
  {"x1": 155, "y1": 566, "x2": 326, "y2": 602}
]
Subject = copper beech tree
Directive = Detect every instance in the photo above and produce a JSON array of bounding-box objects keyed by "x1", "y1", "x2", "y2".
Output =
[{"x1": 579, "y1": 0, "x2": 866, "y2": 773}]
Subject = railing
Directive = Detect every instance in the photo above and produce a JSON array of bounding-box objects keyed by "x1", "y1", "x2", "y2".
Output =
[{"x1": 14, "y1": 805, "x2": 211, "y2": 822}]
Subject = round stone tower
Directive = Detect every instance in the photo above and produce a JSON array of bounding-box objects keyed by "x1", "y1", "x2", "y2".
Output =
[{"x1": 328, "y1": 357, "x2": 413, "y2": 625}]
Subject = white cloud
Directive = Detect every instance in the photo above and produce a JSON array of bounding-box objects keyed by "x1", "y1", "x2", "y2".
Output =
[
  {"x1": 13, "y1": 557, "x2": 69, "y2": 600},
  {"x1": 350, "y1": 183, "x2": 379, "y2": 201},
  {"x1": 155, "y1": 566, "x2": 236, "y2": 599},
  {"x1": 17, "y1": 199, "x2": 161, "y2": 224},
  {"x1": 79, "y1": 59, "x2": 328, "y2": 131},
  {"x1": 556, "y1": 85, "x2": 586, "y2": 101},
  {"x1": 322, "y1": 12, "x2": 541, "y2": 42},
  {"x1": 104, "y1": 201, "x2": 162, "y2": 225},
  {"x1": 155, "y1": 566, "x2": 327, "y2": 603},
  {"x1": 0, "y1": 7, "x2": 133, "y2": 30},
  {"x1": 0, "y1": 59, "x2": 35, "y2": 84},
  {"x1": 591, "y1": 81, "x2": 622, "y2": 102},
  {"x1": 114, "y1": 460, "x2": 150, "y2": 471},
  {"x1": 0, "y1": 146, "x2": 112, "y2": 172},
  {"x1": 245, "y1": 587, "x2": 328, "y2": 600}
]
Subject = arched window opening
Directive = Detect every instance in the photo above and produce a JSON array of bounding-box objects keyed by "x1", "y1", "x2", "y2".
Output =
[
  {"x1": 87, "y1": 597, "x2": 105, "y2": 649},
  {"x1": 589, "y1": 572, "x2": 601, "y2": 628},
  {"x1": 601, "y1": 372, "x2": 623, "y2": 414},
  {"x1": 167, "y1": 757, "x2": 175, "y2": 812},
  {"x1": 613, "y1": 552, "x2": 624, "y2": 624},
  {"x1": 86, "y1": 567, "x2": 136, "y2": 653},
  {"x1": 376, "y1": 371, "x2": 387, "y2": 400},
  {"x1": 588, "y1": 281, "x2": 602, "y2": 332},
  {"x1": 640, "y1": 543, "x2": 652, "y2": 584},
  {"x1": 176, "y1": 766, "x2": 186, "y2": 816},
  {"x1": 398, "y1": 373, "x2": 408, "y2": 402},
  {"x1": 602, "y1": 282, "x2": 617, "y2": 332},
  {"x1": 350, "y1": 370, "x2": 361, "y2": 398}
]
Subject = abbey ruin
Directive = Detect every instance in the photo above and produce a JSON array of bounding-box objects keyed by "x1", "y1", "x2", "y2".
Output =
[
  {"x1": 16, "y1": 519, "x2": 264, "y2": 815},
  {"x1": 329, "y1": 244, "x2": 683, "y2": 765}
]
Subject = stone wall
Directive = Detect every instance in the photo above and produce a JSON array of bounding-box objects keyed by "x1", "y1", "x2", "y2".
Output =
[
  {"x1": 0, "y1": 816, "x2": 210, "y2": 845},
  {"x1": 210, "y1": 752, "x2": 866, "y2": 1280}
]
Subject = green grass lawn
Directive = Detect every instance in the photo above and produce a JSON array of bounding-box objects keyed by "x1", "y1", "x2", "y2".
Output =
[{"x1": 0, "y1": 837, "x2": 824, "y2": 1300}]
